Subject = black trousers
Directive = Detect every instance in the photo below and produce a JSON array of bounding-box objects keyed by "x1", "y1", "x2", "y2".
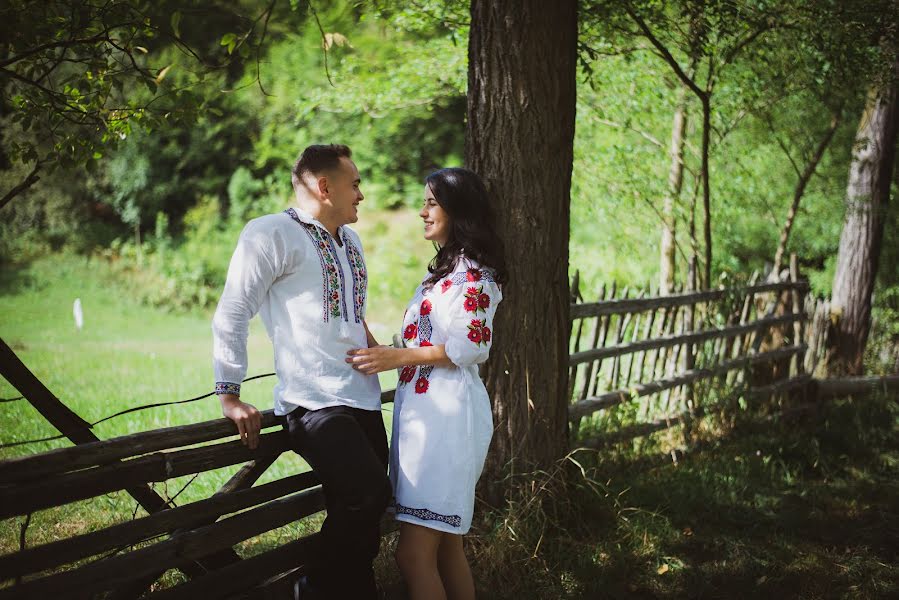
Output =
[{"x1": 282, "y1": 404, "x2": 390, "y2": 599}]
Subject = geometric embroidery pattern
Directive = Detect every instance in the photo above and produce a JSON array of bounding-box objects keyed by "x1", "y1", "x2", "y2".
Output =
[
  {"x1": 285, "y1": 208, "x2": 343, "y2": 322},
  {"x1": 395, "y1": 503, "x2": 461, "y2": 528},
  {"x1": 343, "y1": 233, "x2": 367, "y2": 323}
]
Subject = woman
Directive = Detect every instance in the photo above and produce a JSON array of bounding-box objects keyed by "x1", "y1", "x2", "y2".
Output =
[{"x1": 346, "y1": 167, "x2": 506, "y2": 600}]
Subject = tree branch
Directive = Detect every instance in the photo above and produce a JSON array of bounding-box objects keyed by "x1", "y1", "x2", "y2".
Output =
[
  {"x1": 0, "y1": 161, "x2": 43, "y2": 211},
  {"x1": 623, "y1": 3, "x2": 706, "y2": 101}
]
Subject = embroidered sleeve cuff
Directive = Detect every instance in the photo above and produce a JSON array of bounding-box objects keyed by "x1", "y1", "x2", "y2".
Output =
[{"x1": 215, "y1": 381, "x2": 241, "y2": 396}]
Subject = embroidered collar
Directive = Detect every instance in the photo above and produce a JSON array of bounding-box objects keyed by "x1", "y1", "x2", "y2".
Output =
[{"x1": 286, "y1": 207, "x2": 345, "y2": 243}]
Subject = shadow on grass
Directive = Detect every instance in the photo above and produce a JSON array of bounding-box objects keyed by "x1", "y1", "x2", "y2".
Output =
[{"x1": 465, "y1": 394, "x2": 898, "y2": 600}]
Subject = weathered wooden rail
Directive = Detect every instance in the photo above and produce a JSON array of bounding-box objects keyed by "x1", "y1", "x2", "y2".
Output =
[
  {"x1": 567, "y1": 264, "x2": 814, "y2": 447},
  {"x1": 1, "y1": 263, "x2": 895, "y2": 598}
]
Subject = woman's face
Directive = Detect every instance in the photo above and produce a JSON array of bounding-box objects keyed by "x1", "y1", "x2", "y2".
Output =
[{"x1": 420, "y1": 184, "x2": 451, "y2": 246}]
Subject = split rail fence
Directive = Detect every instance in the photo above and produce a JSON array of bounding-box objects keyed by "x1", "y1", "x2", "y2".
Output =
[{"x1": 1, "y1": 268, "x2": 897, "y2": 598}]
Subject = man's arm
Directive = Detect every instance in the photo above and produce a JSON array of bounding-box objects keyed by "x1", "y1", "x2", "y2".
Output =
[{"x1": 212, "y1": 229, "x2": 280, "y2": 450}]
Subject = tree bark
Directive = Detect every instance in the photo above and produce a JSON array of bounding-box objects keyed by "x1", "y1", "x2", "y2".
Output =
[
  {"x1": 700, "y1": 94, "x2": 712, "y2": 290},
  {"x1": 771, "y1": 111, "x2": 841, "y2": 278},
  {"x1": 660, "y1": 89, "x2": 689, "y2": 295},
  {"x1": 466, "y1": 0, "x2": 577, "y2": 504},
  {"x1": 829, "y1": 63, "x2": 899, "y2": 375}
]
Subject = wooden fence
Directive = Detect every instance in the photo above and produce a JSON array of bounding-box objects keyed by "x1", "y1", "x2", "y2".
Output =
[
  {"x1": 566, "y1": 266, "x2": 812, "y2": 448},
  {"x1": 1, "y1": 267, "x2": 896, "y2": 598}
]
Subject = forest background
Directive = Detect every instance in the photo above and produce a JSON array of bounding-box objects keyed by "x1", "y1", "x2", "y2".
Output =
[
  {"x1": 2, "y1": 0, "x2": 896, "y2": 365},
  {"x1": 1, "y1": 1, "x2": 898, "y2": 597}
]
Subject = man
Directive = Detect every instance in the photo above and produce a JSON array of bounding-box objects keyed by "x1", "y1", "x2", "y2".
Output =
[{"x1": 212, "y1": 144, "x2": 389, "y2": 599}]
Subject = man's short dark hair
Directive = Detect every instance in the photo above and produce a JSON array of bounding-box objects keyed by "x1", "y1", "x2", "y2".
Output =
[{"x1": 291, "y1": 144, "x2": 352, "y2": 189}]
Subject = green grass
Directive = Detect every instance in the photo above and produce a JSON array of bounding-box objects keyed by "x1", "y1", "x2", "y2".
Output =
[
  {"x1": 2, "y1": 252, "x2": 897, "y2": 598},
  {"x1": 0, "y1": 253, "x2": 403, "y2": 563},
  {"x1": 457, "y1": 395, "x2": 899, "y2": 599}
]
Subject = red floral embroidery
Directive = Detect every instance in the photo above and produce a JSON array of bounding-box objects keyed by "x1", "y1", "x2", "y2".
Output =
[
  {"x1": 466, "y1": 268, "x2": 482, "y2": 282},
  {"x1": 464, "y1": 285, "x2": 488, "y2": 315},
  {"x1": 420, "y1": 340, "x2": 433, "y2": 347},
  {"x1": 415, "y1": 377, "x2": 429, "y2": 394},
  {"x1": 404, "y1": 323, "x2": 417, "y2": 340},
  {"x1": 399, "y1": 366, "x2": 416, "y2": 383},
  {"x1": 467, "y1": 318, "x2": 490, "y2": 347},
  {"x1": 441, "y1": 279, "x2": 452, "y2": 293},
  {"x1": 420, "y1": 299, "x2": 432, "y2": 315}
]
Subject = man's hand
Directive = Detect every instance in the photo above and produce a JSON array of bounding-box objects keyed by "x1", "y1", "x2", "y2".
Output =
[
  {"x1": 346, "y1": 346, "x2": 403, "y2": 375},
  {"x1": 219, "y1": 394, "x2": 262, "y2": 450}
]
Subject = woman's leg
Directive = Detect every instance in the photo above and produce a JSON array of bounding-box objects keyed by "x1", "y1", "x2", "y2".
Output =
[
  {"x1": 395, "y1": 522, "x2": 446, "y2": 600},
  {"x1": 437, "y1": 533, "x2": 475, "y2": 600}
]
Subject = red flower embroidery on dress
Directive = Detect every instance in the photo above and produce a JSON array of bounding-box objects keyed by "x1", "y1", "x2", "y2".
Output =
[
  {"x1": 441, "y1": 279, "x2": 452, "y2": 293},
  {"x1": 404, "y1": 323, "x2": 417, "y2": 340},
  {"x1": 420, "y1": 340, "x2": 433, "y2": 347},
  {"x1": 464, "y1": 285, "x2": 488, "y2": 315},
  {"x1": 466, "y1": 268, "x2": 482, "y2": 282},
  {"x1": 420, "y1": 299, "x2": 432, "y2": 315},
  {"x1": 399, "y1": 366, "x2": 416, "y2": 383},
  {"x1": 467, "y1": 318, "x2": 490, "y2": 347},
  {"x1": 415, "y1": 377, "x2": 429, "y2": 394}
]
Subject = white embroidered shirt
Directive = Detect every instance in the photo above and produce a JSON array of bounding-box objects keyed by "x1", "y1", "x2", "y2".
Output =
[{"x1": 212, "y1": 207, "x2": 381, "y2": 415}]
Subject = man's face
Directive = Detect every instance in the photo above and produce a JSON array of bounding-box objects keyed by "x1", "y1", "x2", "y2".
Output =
[{"x1": 324, "y1": 157, "x2": 364, "y2": 226}]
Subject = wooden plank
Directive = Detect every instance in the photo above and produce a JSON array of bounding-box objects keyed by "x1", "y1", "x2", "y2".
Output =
[
  {"x1": 0, "y1": 339, "x2": 221, "y2": 578},
  {"x1": 104, "y1": 455, "x2": 285, "y2": 600},
  {"x1": 570, "y1": 281, "x2": 808, "y2": 319},
  {"x1": 569, "y1": 313, "x2": 805, "y2": 367},
  {"x1": 569, "y1": 345, "x2": 807, "y2": 420},
  {"x1": 0, "y1": 412, "x2": 280, "y2": 484},
  {"x1": 144, "y1": 535, "x2": 319, "y2": 600},
  {"x1": 0, "y1": 472, "x2": 320, "y2": 581},
  {"x1": 0, "y1": 432, "x2": 290, "y2": 520},
  {"x1": 0, "y1": 488, "x2": 326, "y2": 599},
  {"x1": 747, "y1": 374, "x2": 812, "y2": 399},
  {"x1": 0, "y1": 389, "x2": 396, "y2": 484},
  {"x1": 816, "y1": 375, "x2": 899, "y2": 397},
  {"x1": 587, "y1": 282, "x2": 617, "y2": 398}
]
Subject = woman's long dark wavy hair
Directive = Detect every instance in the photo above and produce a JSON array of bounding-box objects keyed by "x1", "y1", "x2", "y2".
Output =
[{"x1": 422, "y1": 167, "x2": 507, "y2": 289}]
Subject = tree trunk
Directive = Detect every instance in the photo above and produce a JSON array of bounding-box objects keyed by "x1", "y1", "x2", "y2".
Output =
[
  {"x1": 700, "y1": 94, "x2": 712, "y2": 290},
  {"x1": 771, "y1": 111, "x2": 841, "y2": 278},
  {"x1": 660, "y1": 89, "x2": 689, "y2": 295},
  {"x1": 828, "y1": 65, "x2": 899, "y2": 375},
  {"x1": 466, "y1": 0, "x2": 577, "y2": 505}
]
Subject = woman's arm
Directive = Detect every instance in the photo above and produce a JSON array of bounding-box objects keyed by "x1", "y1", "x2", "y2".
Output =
[
  {"x1": 362, "y1": 319, "x2": 378, "y2": 348},
  {"x1": 346, "y1": 344, "x2": 454, "y2": 375}
]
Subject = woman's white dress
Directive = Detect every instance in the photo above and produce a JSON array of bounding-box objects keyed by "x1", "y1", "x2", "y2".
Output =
[{"x1": 389, "y1": 259, "x2": 502, "y2": 534}]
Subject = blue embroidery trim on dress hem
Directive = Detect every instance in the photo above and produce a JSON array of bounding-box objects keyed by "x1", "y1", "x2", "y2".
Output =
[{"x1": 395, "y1": 503, "x2": 462, "y2": 527}]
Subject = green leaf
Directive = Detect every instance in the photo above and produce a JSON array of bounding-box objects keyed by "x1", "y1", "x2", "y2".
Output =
[
  {"x1": 171, "y1": 11, "x2": 182, "y2": 38},
  {"x1": 220, "y1": 33, "x2": 237, "y2": 54}
]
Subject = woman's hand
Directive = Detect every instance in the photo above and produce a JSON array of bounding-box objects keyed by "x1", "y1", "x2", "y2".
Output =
[{"x1": 346, "y1": 345, "x2": 404, "y2": 375}]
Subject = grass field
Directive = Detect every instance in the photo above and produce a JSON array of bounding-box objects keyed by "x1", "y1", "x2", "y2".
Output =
[
  {"x1": 0, "y1": 254, "x2": 399, "y2": 569},
  {"x1": 2, "y1": 254, "x2": 897, "y2": 598}
]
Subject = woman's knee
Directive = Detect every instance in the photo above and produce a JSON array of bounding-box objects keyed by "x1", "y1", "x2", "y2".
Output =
[{"x1": 395, "y1": 527, "x2": 440, "y2": 574}]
